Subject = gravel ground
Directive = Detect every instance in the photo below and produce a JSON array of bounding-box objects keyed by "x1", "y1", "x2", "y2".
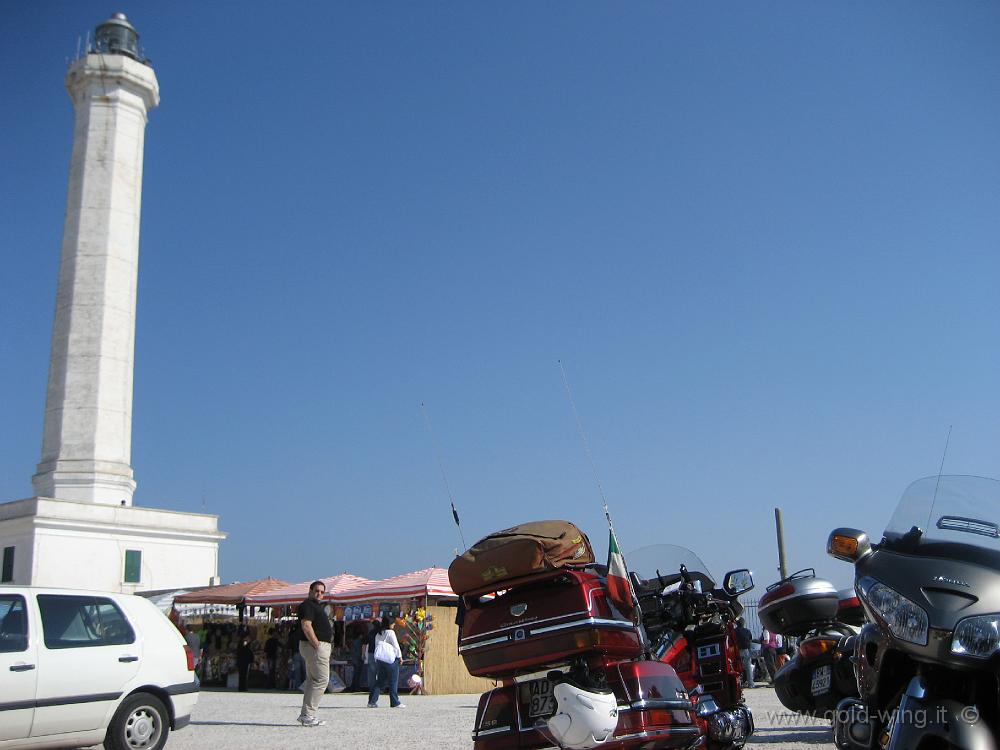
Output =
[{"x1": 158, "y1": 685, "x2": 834, "y2": 750}]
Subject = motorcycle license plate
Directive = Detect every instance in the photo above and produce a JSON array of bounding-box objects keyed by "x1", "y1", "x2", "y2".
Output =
[
  {"x1": 521, "y1": 679, "x2": 557, "y2": 719},
  {"x1": 810, "y1": 665, "x2": 831, "y2": 696}
]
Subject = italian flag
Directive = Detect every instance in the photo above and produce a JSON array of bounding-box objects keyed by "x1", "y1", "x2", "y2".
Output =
[{"x1": 607, "y1": 529, "x2": 635, "y2": 618}]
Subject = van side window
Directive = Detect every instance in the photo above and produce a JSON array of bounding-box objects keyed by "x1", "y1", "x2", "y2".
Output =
[
  {"x1": 0, "y1": 595, "x2": 28, "y2": 653},
  {"x1": 37, "y1": 595, "x2": 135, "y2": 649}
]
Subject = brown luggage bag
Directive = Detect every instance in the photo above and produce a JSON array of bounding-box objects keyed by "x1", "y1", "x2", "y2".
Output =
[{"x1": 448, "y1": 519, "x2": 595, "y2": 595}]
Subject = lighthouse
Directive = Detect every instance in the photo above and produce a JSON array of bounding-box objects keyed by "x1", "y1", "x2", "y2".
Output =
[
  {"x1": 0, "y1": 14, "x2": 225, "y2": 591},
  {"x1": 33, "y1": 13, "x2": 157, "y2": 505}
]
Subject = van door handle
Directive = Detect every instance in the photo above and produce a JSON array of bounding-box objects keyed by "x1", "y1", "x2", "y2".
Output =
[
  {"x1": 119, "y1": 655, "x2": 139, "y2": 663},
  {"x1": 10, "y1": 663, "x2": 35, "y2": 672}
]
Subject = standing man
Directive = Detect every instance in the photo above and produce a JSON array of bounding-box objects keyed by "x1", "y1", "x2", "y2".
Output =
[
  {"x1": 296, "y1": 580, "x2": 331, "y2": 727},
  {"x1": 735, "y1": 617, "x2": 756, "y2": 688}
]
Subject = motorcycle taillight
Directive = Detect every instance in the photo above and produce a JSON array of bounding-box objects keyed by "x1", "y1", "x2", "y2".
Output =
[
  {"x1": 184, "y1": 644, "x2": 195, "y2": 672},
  {"x1": 798, "y1": 637, "x2": 838, "y2": 659}
]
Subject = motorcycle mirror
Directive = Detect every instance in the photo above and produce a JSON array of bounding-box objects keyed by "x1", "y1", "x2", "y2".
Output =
[
  {"x1": 827, "y1": 528, "x2": 872, "y2": 562},
  {"x1": 722, "y1": 569, "x2": 754, "y2": 596}
]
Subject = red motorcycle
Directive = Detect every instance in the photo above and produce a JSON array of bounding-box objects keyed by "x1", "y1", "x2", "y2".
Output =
[
  {"x1": 631, "y1": 545, "x2": 755, "y2": 748},
  {"x1": 460, "y1": 542, "x2": 754, "y2": 750}
]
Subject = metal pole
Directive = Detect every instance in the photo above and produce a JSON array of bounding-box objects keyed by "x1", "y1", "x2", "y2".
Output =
[{"x1": 774, "y1": 507, "x2": 788, "y2": 580}]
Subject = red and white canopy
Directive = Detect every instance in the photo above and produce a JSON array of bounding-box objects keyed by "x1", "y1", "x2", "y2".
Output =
[
  {"x1": 328, "y1": 567, "x2": 455, "y2": 603},
  {"x1": 172, "y1": 577, "x2": 291, "y2": 605},
  {"x1": 245, "y1": 573, "x2": 371, "y2": 606}
]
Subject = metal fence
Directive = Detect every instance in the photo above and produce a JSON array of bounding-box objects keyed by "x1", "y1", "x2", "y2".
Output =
[{"x1": 740, "y1": 597, "x2": 761, "y2": 637}]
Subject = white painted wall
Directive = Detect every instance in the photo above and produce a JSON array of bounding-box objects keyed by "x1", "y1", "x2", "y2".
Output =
[{"x1": 0, "y1": 498, "x2": 225, "y2": 591}]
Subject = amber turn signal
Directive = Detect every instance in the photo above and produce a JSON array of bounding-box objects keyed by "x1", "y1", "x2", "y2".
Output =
[
  {"x1": 829, "y1": 535, "x2": 859, "y2": 558},
  {"x1": 798, "y1": 637, "x2": 838, "y2": 659}
]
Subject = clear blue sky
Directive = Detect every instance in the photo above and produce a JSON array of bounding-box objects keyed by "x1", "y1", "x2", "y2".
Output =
[{"x1": 3, "y1": 2, "x2": 1000, "y2": 593}]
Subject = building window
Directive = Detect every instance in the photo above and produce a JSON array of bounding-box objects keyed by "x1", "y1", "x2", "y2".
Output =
[
  {"x1": 1, "y1": 547, "x2": 13, "y2": 583},
  {"x1": 123, "y1": 550, "x2": 141, "y2": 584}
]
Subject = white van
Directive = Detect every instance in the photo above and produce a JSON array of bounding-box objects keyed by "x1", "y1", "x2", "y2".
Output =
[{"x1": 0, "y1": 587, "x2": 197, "y2": 750}]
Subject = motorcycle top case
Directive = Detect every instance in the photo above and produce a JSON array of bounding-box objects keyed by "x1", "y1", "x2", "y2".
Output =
[
  {"x1": 459, "y1": 568, "x2": 643, "y2": 678},
  {"x1": 448, "y1": 519, "x2": 595, "y2": 595},
  {"x1": 759, "y1": 572, "x2": 839, "y2": 636}
]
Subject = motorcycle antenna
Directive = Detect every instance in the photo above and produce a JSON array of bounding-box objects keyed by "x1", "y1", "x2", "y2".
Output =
[
  {"x1": 421, "y1": 401, "x2": 467, "y2": 552},
  {"x1": 927, "y1": 424, "x2": 953, "y2": 532},
  {"x1": 558, "y1": 360, "x2": 613, "y2": 522},
  {"x1": 560, "y1": 360, "x2": 645, "y2": 635}
]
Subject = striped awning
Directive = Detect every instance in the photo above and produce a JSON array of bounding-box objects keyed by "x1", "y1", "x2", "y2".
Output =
[
  {"x1": 172, "y1": 577, "x2": 292, "y2": 605},
  {"x1": 328, "y1": 567, "x2": 455, "y2": 603},
  {"x1": 245, "y1": 573, "x2": 372, "y2": 606}
]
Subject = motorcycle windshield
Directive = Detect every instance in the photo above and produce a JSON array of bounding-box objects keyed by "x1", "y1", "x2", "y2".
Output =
[
  {"x1": 626, "y1": 544, "x2": 717, "y2": 590},
  {"x1": 884, "y1": 475, "x2": 1000, "y2": 558}
]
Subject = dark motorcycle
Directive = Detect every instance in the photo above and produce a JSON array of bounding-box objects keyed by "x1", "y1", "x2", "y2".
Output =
[
  {"x1": 829, "y1": 474, "x2": 1000, "y2": 750},
  {"x1": 760, "y1": 569, "x2": 862, "y2": 719}
]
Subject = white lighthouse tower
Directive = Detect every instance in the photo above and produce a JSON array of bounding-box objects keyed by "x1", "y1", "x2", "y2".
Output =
[
  {"x1": 33, "y1": 13, "x2": 156, "y2": 505},
  {"x1": 0, "y1": 14, "x2": 225, "y2": 591}
]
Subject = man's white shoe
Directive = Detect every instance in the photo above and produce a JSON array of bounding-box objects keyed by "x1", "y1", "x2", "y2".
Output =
[{"x1": 300, "y1": 716, "x2": 326, "y2": 727}]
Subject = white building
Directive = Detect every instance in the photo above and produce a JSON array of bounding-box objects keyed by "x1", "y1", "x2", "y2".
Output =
[{"x1": 0, "y1": 14, "x2": 225, "y2": 592}]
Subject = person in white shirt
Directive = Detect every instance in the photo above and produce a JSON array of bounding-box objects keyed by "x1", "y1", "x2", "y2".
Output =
[{"x1": 367, "y1": 616, "x2": 405, "y2": 708}]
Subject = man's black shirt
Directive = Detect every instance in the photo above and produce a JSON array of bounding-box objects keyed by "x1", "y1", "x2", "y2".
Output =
[
  {"x1": 735, "y1": 626, "x2": 753, "y2": 650},
  {"x1": 298, "y1": 598, "x2": 333, "y2": 643}
]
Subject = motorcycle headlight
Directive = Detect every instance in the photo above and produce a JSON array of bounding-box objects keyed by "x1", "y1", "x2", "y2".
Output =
[
  {"x1": 951, "y1": 614, "x2": 1000, "y2": 658},
  {"x1": 862, "y1": 581, "x2": 929, "y2": 646}
]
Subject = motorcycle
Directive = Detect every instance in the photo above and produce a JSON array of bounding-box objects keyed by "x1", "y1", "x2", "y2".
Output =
[
  {"x1": 630, "y1": 545, "x2": 756, "y2": 747},
  {"x1": 760, "y1": 568, "x2": 862, "y2": 719},
  {"x1": 828, "y1": 474, "x2": 1000, "y2": 750},
  {"x1": 463, "y1": 541, "x2": 754, "y2": 750}
]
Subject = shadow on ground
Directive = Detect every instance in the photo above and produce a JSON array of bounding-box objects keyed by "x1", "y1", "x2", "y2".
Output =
[{"x1": 751, "y1": 726, "x2": 831, "y2": 745}]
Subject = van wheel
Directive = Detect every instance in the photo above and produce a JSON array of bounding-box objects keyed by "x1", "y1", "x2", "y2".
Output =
[{"x1": 104, "y1": 692, "x2": 170, "y2": 750}]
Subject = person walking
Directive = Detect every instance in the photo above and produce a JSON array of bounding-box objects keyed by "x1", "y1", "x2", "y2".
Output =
[
  {"x1": 296, "y1": 580, "x2": 332, "y2": 727},
  {"x1": 367, "y1": 615, "x2": 404, "y2": 708},
  {"x1": 735, "y1": 617, "x2": 756, "y2": 688}
]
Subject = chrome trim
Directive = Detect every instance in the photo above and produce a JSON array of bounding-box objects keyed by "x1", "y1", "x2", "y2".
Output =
[
  {"x1": 629, "y1": 698, "x2": 695, "y2": 711},
  {"x1": 473, "y1": 725, "x2": 512, "y2": 737},
  {"x1": 531, "y1": 617, "x2": 637, "y2": 636},
  {"x1": 615, "y1": 727, "x2": 702, "y2": 742},
  {"x1": 459, "y1": 635, "x2": 509, "y2": 651}
]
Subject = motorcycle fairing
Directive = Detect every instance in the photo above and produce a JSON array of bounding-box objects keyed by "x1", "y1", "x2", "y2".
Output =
[
  {"x1": 856, "y1": 549, "x2": 1000, "y2": 669},
  {"x1": 885, "y1": 678, "x2": 997, "y2": 750}
]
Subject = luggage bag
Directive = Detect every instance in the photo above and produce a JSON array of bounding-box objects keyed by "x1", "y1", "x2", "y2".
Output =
[{"x1": 448, "y1": 519, "x2": 595, "y2": 595}]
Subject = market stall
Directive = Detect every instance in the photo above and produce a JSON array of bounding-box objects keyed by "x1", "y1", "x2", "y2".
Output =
[
  {"x1": 173, "y1": 577, "x2": 291, "y2": 687},
  {"x1": 246, "y1": 573, "x2": 372, "y2": 690},
  {"x1": 328, "y1": 567, "x2": 492, "y2": 695}
]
